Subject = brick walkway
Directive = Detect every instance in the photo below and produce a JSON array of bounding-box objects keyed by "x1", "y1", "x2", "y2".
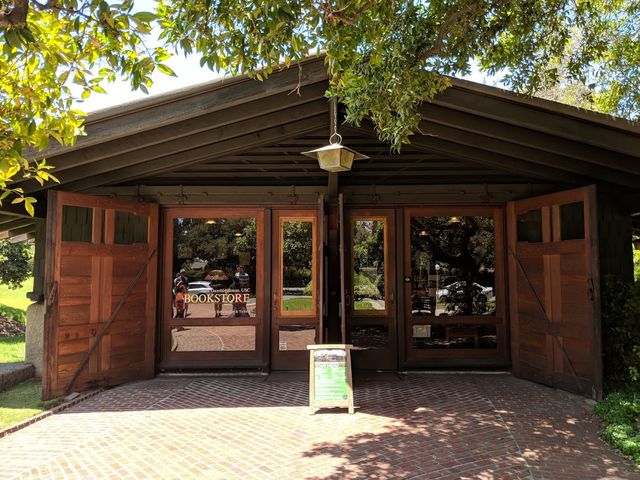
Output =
[{"x1": 0, "y1": 374, "x2": 637, "y2": 479}]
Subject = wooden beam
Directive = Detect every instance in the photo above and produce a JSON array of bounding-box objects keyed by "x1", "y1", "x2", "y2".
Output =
[
  {"x1": 416, "y1": 118, "x2": 640, "y2": 188},
  {"x1": 343, "y1": 125, "x2": 584, "y2": 184},
  {"x1": 24, "y1": 100, "x2": 330, "y2": 193},
  {"x1": 0, "y1": 218, "x2": 38, "y2": 233},
  {"x1": 32, "y1": 57, "x2": 328, "y2": 158},
  {"x1": 63, "y1": 115, "x2": 329, "y2": 191},
  {"x1": 420, "y1": 102, "x2": 640, "y2": 175},
  {"x1": 435, "y1": 87, "x2": 640, "y2": 157},
  {"x1": 8, "y1": 224, "x2": 35, "y2": 237},
  {"x1": 24, "y1": 82, "x2": 329, "y2": 182}
]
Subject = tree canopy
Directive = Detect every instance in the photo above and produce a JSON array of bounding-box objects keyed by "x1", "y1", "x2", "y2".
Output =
[{"x1": 1, "y1": 0, "x2": 639, "y2": 212}]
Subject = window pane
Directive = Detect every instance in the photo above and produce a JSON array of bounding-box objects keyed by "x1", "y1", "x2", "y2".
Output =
[
  {"x1": 282, "y1": 220, "x2": 314, "y2": 314},
  {"x1": 351, "y1": 325, "x2": 389, "y2": 350},
  {"x1": 412, "y1": 324, "x2": 497, "y2": 349},
  {"x1": 62, "y1": 205, "x2": 93, "y2": 242},
  {"x1": 560, "y1": 202, "x2": 585, "y2": 240},
  {"x1": 410, "y1": 215, "x2": 496, "y2": 316},
  {"x1": 171, "y1": 326, "x2": 255, "y2": 351},
  {"x1": 352, "y1": 219, "x2": 385, "y2": 311},
  {"x1": 172, "y1": 217, "x2": 257, "y2": 319},
  {"x1": 114, "y1": 211, "x2": 149, "y2": 245},
  {"x1": 279, "y1": 325, "x2": 316, "y2": 350},
  {"x1": 517, "y1": 209, "x2": 543, "y2": 243}
]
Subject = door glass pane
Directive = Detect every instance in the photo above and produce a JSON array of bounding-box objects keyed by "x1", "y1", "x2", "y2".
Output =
[
  {"x1": 171, "y1": 326, "x2": 256, "y2": 351},
  {"x1": 62, "y1": 205, "x2": 93, "y2": 242},
  {"x1": 411, "y1": 324, "x2": 497, "y2": 349},
  {"x1": 351, "y1": 325, "x2": 389, "y2": 350},
  {"x1": 114, "y1": 211, "x2": 149, "y2": 244},
  {"x1": 172, "y1": 217, "x2": 257, "y2": 319},
  {"x1": 410, "y1": 215, "x2": 496, "y2": 316},
  {"x1": 281, "y1": 220, "x2": 314, "y2": 314},
  {"x1": 559, "y1": 201, "x2": 585, "y2": 240},
  {"x1": 279, "y1": 325, "x2": 316, "y2": 350},
  {"x1": 517, "y1": 209, "x2": 543, "y2": 243},
  {"x1": 352, "y1": 219, "x2": 385, "y2": 311}
]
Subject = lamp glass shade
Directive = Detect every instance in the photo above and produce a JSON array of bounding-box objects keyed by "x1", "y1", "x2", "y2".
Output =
[{"x1": 302, "y1": 143, "x2": 369, "y2": 172}]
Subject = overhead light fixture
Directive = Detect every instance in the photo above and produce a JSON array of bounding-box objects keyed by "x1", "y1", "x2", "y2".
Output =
[
  {"x1": 449, "y1": 216, "x2": 462, "y2": 224},
  {"x1": 302, "y1": 98, "x2": 368, "y2": 172},
  {"x1": 206, "y1": 219, "x2": 217, "y2": 225},
  {"x1": 419, "y1": 229, "x2": 429, "y2": 237}
]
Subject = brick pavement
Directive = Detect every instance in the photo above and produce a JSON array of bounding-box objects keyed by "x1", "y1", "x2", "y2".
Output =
[{"x1": 0, "y1": 374, "x2": 637, "y2": 479}]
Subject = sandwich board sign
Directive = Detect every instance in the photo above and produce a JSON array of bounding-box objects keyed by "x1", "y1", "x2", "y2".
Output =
[{"x1": 307, "y1": 344, "x2": 354, "y2": 414}]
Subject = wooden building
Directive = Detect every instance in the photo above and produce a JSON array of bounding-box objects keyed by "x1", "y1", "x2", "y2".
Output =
[{"x1": 4, "y1": 57, "x2": 639, "y2": 400}]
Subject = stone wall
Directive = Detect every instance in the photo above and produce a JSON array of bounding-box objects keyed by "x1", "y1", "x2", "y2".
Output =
[{"x1": 25, "y1": 302, "x2": 45, "y2": 378}]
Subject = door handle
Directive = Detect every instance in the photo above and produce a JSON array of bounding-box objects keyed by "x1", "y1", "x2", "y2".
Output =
[
  {"x1": 345, "y1": 292, "x2": 351, "y2": 307},
  {"x1": 389, "y1": 291, "x2": 395, "y2": 305}
]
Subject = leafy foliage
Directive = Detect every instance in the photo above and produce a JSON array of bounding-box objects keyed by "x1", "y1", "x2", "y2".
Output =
[
  {"x1": 0, "y1": 240, "x2": 31, "y2": 290},
  {"x1": 0, "y1": 0, "x2": 173, "y2": 211},
  {"x1": 601, "y1": 277, "x2": 640, "y2": 389},
  {"x1": 2, "y1": 0, "x2": 640, "y2": 209},
  {"x1": 594, "y1": 387, "x2": 640, "y2": 464}
]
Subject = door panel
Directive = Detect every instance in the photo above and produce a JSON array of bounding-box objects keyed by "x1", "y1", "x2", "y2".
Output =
[
  {"x1": 271, "y1": 209, "x2": 320, "y2": 370},
  {"x1": 43, "y1": 191, "x2": 158, "y2": 400},
  {"x1": 346, "y1": 209, "x2": 397, "y2": 370},
  {"x1": 507, "y1": 185, "x2": 602, "y2": 399}
]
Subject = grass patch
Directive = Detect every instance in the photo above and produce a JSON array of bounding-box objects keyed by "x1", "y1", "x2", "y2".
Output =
[
  {"x1": 0, "y1": 380, "x2": 44, "y2": 430},
  {"x1": 0, "y1": 335, "x2": 25, "y2": 363},
  {"x1": 0, "y1": 278, "x2": 33, "y2": 314},
  {"x1": 354, "y1": 301, "x2": 374, "y2": 309},
  {"x1": 594, "y1": 387, "x2": 640, "y2": 464},
  {"x1": 283, "y1": 297, "x2": 313, "y2": 311}
]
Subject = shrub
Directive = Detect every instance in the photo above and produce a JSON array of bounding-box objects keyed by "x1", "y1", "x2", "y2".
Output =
[
  {"x1": 601, "y1": 277, "x2": 640, "y2": 389},
  {"x1": 354, "y1": 273, "x2": 380, "y2": 300}
]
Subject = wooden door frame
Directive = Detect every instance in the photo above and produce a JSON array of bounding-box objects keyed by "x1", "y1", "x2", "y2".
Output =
[
  {"x1": 271, "y1": 208, "x2": 321, "y2": 370},
  {"x1": 159, "y1": 206, "x2": 267, "y2": 369},
  {"x1": 401, "y1": 205, "x2": 509, "y2": 369},
  {"x1": 344, "y1": 208, "x2": 398, "y2": 370}
]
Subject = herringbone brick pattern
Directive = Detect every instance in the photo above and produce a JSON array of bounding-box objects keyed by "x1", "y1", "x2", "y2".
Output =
[{"x1": 0, "y1": 374, "x2": 636, "y2": 479}]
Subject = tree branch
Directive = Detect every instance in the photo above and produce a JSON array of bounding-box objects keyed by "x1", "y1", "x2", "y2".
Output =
[{"x1": 0, "y1": 0, "x2": 29, "y2": 29}]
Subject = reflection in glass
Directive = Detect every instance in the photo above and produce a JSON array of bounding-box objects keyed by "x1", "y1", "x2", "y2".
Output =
[
  {"x1": 352, "y1": 219, "x2": 385, "y2": 311},
  {"x1": 62, "y1": 205, "x2": 93, "y2": 242},
  {"x1": 171, "y1": 326, "x2": 256, "y2": 351},
  {"x1": 410, "y1": 216, "x2": 496, "y2": 316},
  {"x1": 172, "y1": 218, "x2": 257, "y2": 319},
  {"x1": 282, "y1": 220, "x2": 314, "y2": 313},
  {"x1": 351, "y1": 325, "x2": 389, "y2": 349},
  {"x1": 279, "y1": 325, "x2": 316, "y2": 350},
  {"x1": 517, "y1": 209, "x2": 543, "y2": 243},
  {"x1": 411, "y1": 324, "x2": 497, "y2": 349}
]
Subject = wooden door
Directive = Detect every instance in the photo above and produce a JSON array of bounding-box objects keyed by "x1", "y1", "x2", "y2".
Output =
[
  {"x1": 271, "y1": 209, "x2": 321, "y2": 370},
  {"x1": 43, "y1": 191, "x2": 158, "y2": 400},
  {"x1": 345, "y1": 209, "x2": 397, "y2": 370},
  {"x1": 507, "y1": 185, "x2": 602, "y2": 399}
]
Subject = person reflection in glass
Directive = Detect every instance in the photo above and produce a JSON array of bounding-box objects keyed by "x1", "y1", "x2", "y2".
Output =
[
  {"x1": 173, "y1": 283, "x2": 188, "y2": 318},
  {"x1": 209, "y1": 269, "x2": 229, "y2": 318},
  {"x1": 232, "y1": 265, "x2": 250, "y2": 317}
]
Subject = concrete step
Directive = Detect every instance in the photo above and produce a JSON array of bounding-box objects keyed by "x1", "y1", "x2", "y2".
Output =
[{"x1": 0, "y1": 363, "x2": 35, "y2": 393}]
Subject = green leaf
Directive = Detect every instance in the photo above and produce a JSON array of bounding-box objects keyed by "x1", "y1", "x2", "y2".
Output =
[{"x1": 157, "y1": 63, "x2": 176, "y2": 77}]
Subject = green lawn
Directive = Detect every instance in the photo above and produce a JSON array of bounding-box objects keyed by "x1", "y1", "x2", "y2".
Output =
[
  {"x1": 0, "y1": 380, "x2": 44, "y2": 430},
  {"x1": 283, "y1": 297, "x2": 313, "y2": 311},
  {"x1": 0, "y1": 336, "x2": 25, "y2": 363},
  {"x1": 354, "y1": 301, "x2": 374, "y2": 310},
  {"x1": 0, "y1": 278, "x2": 33, "y2": 313},
  {"x1": 594, "y1": 387, "x2": 640, "y2": 464}
]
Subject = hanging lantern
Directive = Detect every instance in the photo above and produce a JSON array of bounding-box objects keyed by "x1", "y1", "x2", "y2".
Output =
[{"x1": 302, "y1": 98, "x2": 368, "y2": 172}]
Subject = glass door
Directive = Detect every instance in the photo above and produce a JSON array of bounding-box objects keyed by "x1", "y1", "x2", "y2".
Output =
[
  {"x1": 346, "y1": 209, "x2": 397, "y2": 370},
  {"x1": 271, "y1": 209, "x2": 320, "y2": 370},
  {"x1": 160, "y1": 208, "x2": 266, "y2": 369}
]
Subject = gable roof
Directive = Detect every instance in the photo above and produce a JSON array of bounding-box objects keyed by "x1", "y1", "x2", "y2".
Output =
[{"x1": 3, "y1": 55, "x2": 640, "y2": 238}]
